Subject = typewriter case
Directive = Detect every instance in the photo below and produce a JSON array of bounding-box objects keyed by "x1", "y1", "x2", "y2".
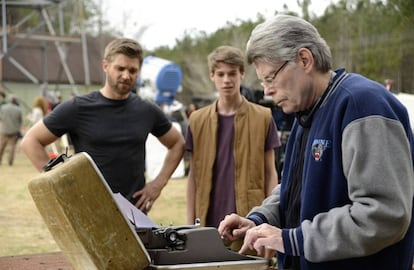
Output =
[{"x1": 28, "y1": 152, "x2": 270, "y2": 270}]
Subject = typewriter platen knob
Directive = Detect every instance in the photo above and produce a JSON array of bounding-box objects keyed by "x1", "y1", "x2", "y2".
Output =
[
  {"x1": 167, "y1": 231, "x2": 177, "y2": 243},
  {"x1": 163, "y1": 228, "x2": 178, "y2": 245},
  {"x1": 162, "y1": 228, "x2": 186, "y2": 250}
]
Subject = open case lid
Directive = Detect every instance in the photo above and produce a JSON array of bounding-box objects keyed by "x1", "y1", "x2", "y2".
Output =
[{"x1": 28, "y1": 152, "x2": 151, "y2": 270}]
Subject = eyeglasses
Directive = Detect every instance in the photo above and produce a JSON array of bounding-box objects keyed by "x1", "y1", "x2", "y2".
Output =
[{"x1": 260, "y1": 61, "x2": 289, "y2": 88}]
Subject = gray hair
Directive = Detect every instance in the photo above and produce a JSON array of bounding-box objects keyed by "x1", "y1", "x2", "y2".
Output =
[{"x1": 246, "y1": 15, "x2": 332, "y2": 72}]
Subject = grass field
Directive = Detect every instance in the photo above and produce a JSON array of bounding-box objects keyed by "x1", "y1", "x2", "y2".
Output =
[
  {"x1": 0, "y1": 148, "x2": 187, "y2": 257},
  {"x1": 2, "y1": 82, "x2": 93, "y2": 123}
]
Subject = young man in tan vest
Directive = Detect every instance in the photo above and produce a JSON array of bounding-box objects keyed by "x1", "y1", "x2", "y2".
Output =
[{"x1": 185, "y1": 45, "x2": 280, "y2": 229}]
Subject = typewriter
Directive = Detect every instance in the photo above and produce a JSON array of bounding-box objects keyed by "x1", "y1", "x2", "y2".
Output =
[
  {"x1": 114, "y1": 192, "x2": 267, "y2": 266},
  {"x1": 135, "y1": 225, "x2": 262, "y2": 265}
]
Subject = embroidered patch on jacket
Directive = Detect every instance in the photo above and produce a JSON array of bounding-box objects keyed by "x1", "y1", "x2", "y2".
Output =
[{"x1": 311, "y1": 139, "x2": 331, "y2": 161}]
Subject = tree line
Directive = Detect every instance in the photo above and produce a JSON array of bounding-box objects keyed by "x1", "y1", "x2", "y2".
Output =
[{"x1": 149, "y1": 0, "x2": 414, "y2": 105}]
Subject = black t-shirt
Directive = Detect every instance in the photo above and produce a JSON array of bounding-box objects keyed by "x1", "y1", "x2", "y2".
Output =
[{"x1": 44, "y1": 91, "x2": 172, "y2": 202}]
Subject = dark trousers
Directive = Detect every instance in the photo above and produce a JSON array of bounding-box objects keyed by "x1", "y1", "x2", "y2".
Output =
[{"x1": 0, "y1": 133, "x2": 19, "y2": 165}]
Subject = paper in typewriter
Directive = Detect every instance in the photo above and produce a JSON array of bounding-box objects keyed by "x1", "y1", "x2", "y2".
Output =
[{"x1": 114, "y1": 192, "x2": 159, "y2": 228}]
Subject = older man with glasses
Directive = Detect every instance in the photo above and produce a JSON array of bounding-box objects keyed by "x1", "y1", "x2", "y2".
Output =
[{"x1": 218, "y1": 14, "x2": 414, "y2": 270}]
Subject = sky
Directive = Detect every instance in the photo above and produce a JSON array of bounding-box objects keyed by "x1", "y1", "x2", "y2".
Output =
[{"x1": 98, "y1": 0, "x2": 336, "y2": 50}]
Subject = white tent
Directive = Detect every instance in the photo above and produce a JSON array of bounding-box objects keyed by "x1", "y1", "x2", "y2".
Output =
[
  {"x1": 145, "y1": 122, "x2": 185, "y2": 180},
  {"x1": 394, "y1": 93, "x2": 414, "y2": 131}
]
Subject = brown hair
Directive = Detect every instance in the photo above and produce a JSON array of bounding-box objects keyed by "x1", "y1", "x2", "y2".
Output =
[
  {"x1": 207, "y1": 45, "x2": 245, "y2": 74},
  {"x1": 104, "y1": 38, "x2": 144, "y2": 67},
  {"x1": 33, "y1": 96, "x2": 48, "y2": 116}
]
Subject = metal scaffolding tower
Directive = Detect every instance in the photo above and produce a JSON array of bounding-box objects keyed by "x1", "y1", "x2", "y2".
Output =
[{"x1": 0, "y1": 0, "x2": 90, "y2": 93}]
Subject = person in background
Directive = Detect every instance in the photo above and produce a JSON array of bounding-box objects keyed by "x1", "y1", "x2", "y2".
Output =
[
  {"x1": 384, "y1": 78, "x2": 395, "y2": 92},
  {"x1": 0, "y1": 91, "x2": 6, "y2": 107},
  {"x1": 185, "y1": 103, "x2": 197, "y2": 118},
  {"x1": 185, "y1": 45, "x2": 281, "y2": 230},
  {"x1": 27, "y1": 96, "x2": 48, "y2": 126},
  {"x1": 0, "y1": 91, "x2": 7, "y2": 127},
  {"x1": 27, "y1": 95, "x2": 56, "y2": 156},
  {"x1": 51, "y1": 94, "x2": 62, "y2": 110},
  {"x1": 218, "y1": 15, "x2": 414, "y2": 270},
  {"x1": 21, "y1": 38, "x2": 185, "y2": 213},
  {"x1": 0, "y1": 96, "x2": 22, "y2": 166},
  {"x1": 240, "y1": 85, "x2": 256, "y2": 102}
]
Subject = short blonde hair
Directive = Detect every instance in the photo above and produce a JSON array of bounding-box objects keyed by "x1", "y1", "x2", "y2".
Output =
[{"x1": 104, "y1": 38, "x2": 144, "y2": 67}]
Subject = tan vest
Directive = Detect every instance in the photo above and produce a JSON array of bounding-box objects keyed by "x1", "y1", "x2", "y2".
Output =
[{"x1": 189, "y1": 97, "x2": 273, "y2": 226}]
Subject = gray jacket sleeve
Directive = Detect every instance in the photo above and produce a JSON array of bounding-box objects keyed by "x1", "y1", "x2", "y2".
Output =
[{"x1": 248, "y1": 184, "x2": 281, "y2": 227}]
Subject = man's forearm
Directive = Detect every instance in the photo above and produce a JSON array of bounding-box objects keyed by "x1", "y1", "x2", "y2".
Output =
[{"x1": 21, "y1": 139, "x2": 49, "y2": 171}]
